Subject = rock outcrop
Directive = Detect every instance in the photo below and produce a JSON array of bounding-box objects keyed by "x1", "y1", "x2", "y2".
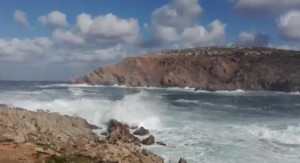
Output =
[
  {"x1": 133, "y1": 127, "x2": 150, "y2": 136},
  {"x1": 107, "y1": 119, "x2": 141, "y2": 146},
  {"x1": 71, "y1": 47, "x2": 300, "y2": 92},
  {"x1": 142, "y1": 135, "x2": 155, "y2": 145},
  {"x1": 178, "y1": 157, "x2": 188, "y2": 163},
  {"x1": 0, "y1": 105, "x2": 163, "y2": 163}
]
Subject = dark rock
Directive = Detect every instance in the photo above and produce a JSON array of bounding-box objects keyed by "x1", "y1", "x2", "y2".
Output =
[
  {"x1": 133, "y1": 127, "x2": 149, "y2": 136},
  {"x1": 100, "y1": 132, "x2": 109, "y2": 137},
  {"x1": 70, "y1": 47, "x2": 300, "y2": 92},
  {"x1": 131, "y1": 126, "x2": 138, "y2": 130},
  {"x1": 107, "y1": 119, "x2": 141, "y2": 146},
  {"x1": 178, "y1": 157, "x2": 187, "y2": 163},
  {"x1": 142, "y1": 135, "x2": 155, "y2": 145},
  {"x1": 156, "y1": 142, "x2": 166, "y2": 146}
]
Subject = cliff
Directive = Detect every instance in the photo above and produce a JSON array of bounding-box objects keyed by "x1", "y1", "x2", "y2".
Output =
[{"x1": 71, "y1": 47, "x2": 300, "y2": 92}]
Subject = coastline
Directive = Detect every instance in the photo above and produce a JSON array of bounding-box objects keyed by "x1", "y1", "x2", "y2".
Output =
[{"x1": 0, "y1": 105, "x2": 165, "y2": 163}]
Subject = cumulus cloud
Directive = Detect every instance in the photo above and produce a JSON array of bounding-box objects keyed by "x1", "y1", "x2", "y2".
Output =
[
  {"x1": 79, "y1": 13, "x2": 141, "y2": 45},
  {"x1": 51, "y1": 44, "x2": 129, "y2": 63},
  {"x1": 179, "y1": 20, "x2": 226, "y2": 47},
  {"x1": 229, "y1": 0, "x2": 300, "y2": 15},
  {"x1": 53, "y1": 29, "x2": 85, "y2": 47},
  {"x1": 49, "y1": 12, "x2": 143, "y2": 64},
  {"x1": 0, "y1": 38, "x2": 53, "y2": 61},
  {"x1": 53, "y1": 13, "x2": 140, "y2": 48},
  {"x1": 146, "y1": 0, "x2": 226, "y2": 48},
  {"x1": 152, "y1": 0, "x2": 203, "y2": 28},
  {"x1": 278, "y1": 10, "x2": 300, "y2": 41},
  {"x1": 238, "y1": 31, "x2": 270, "y2": 46},
  {"x1": 39, "y1": 11, "x2": 68, "y2": 29},
  {"x1": 14, "y1": 10, "x2": 30, "y2": 27}
]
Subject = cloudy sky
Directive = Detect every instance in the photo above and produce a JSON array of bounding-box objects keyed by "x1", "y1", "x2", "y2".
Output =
[{"x1": 0, "y1": 0, "x2": 300, "y2": 81}]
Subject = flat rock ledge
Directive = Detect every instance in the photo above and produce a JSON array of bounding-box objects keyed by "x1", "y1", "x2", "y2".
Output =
[{"x1": 0, "y1": 105, "x2": 163, "y2": 163}]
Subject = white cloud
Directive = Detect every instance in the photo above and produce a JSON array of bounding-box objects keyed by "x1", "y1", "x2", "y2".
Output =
[
  {"x1": 53, "y1": 29, "x2": 85, "y2": 47},
  {"x1": 80, "y1": 13, "x2": 141, "y2": 44},
  {"x1": 14, "y1": 10, "x2": 30, "y2": 27},
  {"x1": 48, "y1": 12, "x2": 143, "y2": 64},
  {"x1": 148, "y1": 0, "x2": 226, "y2": 48},
  {"x1": 59, "y1": 44, "x2": 128, "y2": 63},
  {"x1": 39, "y1": 11, "x2": 68, "y2": 29},
  {"x1": 152, "y1": 0, "x2": 203, "y2": 28},
  {"x1": 227, "y1": 0, "x2": 300, "y2": 16},
  {"x1": 278, "y1": 10, "x2": 300, "y2": 41},
  {"x1": 238, "y1": 31, "x2": 270, "y2": 46},
  {"x1": 53, "y1": 13, "x2": 141, "y2": 48},
  {"x1": 0, "y1": 38, "x2": 53, "y2": 61},
  {"x1": 239, "y1": 32, "x2": 255, "y2": 43},
  {"x1": 275, "y1": 45, "x2": 300, "y2": 51},
  {"x1": 229, "y1": 0, "x2": 300, "y2": 15},
  {"x1": 180, "y1": 20, "x2": 226, "y2": 47}
]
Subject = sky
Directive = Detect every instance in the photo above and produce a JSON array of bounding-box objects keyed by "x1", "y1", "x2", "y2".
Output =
[{"x1": 0, "y1": 0, "x2": 300, "y2": 81}]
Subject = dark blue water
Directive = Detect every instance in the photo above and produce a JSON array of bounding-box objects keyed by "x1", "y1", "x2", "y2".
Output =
[{"x1": 0, "y1": 81, "x2": 300, "y2": 163}]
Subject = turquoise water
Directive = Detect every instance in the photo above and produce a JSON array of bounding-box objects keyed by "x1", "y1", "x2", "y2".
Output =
[{"x1": 0, "y1": 81, "x2": 300, "y2": 163}]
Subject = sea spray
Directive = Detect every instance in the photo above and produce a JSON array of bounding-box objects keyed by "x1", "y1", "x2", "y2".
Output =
[{"x1": 0, "y1": 90, "x2": 165, "y2": 130}]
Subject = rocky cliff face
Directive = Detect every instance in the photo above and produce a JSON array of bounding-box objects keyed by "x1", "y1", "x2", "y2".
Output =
[{"x1": 71, "y1": 47, "x2": 300, "y2": 92}]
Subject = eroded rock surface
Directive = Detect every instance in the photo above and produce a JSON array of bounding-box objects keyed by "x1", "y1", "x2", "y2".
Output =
[
  {"x1": 0, "y1": 105, "x2": 163, "y2": 163},
  {"x1": 107, "y1": 119, "x2": 141, "y2": 146},
  {"x1": 71, "y1": 47, "x2": 300, "y2": 92}
]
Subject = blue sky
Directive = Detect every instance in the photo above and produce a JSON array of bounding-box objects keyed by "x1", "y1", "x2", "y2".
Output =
[{"x1": 0, "y1": 0, "x2": 300, "y2": 80}]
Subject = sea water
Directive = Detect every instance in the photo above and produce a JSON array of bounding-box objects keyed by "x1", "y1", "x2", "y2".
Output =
[{"x1": 0, "y1": 81, "x2": 300, "y2": 163}]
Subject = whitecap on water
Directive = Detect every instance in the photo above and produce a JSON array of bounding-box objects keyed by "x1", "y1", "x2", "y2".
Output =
[
  {"x1": 175, "y1": 99, "x2": 199, "y2": 104},
  {"x1": 245, "y1": 124, "x2": 300, "y2": 145}
]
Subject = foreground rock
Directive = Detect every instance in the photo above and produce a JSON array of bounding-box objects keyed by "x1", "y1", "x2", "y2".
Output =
[
  {"x1": 107, "y1": 119, "x2": 141, "y2": 146},
  {"x1": 71, "y1": 47, "x2": 300, "y2": 92},
  {"x1": 178, "y1": 157, "x2": 187, "y2": 163},
  {"x1": 134, "y1": 127, "x2": 150, "y2": 136},
  {"x1": 142, "y1": 135, "x2": 155, "y2": 145},
  {"x1": 0, "y1": 105, "x2": 163, "y2": 163}
]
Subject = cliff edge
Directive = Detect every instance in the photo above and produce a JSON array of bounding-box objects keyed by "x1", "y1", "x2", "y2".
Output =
[{"x1": 71, "y1": 47, "x2": 300, "y2": 92}]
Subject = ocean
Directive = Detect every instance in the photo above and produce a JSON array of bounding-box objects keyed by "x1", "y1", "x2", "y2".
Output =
[{"x1": 0, "y1": 81, "x2": 300, "y2": 163}]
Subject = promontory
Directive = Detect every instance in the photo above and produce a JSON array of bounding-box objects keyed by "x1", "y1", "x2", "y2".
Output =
[{"x1": 71, "y1": 47, "x2": 300, "y2": 92}]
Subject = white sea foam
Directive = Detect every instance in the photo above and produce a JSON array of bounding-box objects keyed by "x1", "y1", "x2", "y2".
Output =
[
  {"x1": 246, "y1": 125, "x2": 300, "y2": 145},
  {"x1": 38, "y1": 83, "x2": 105, "y2": 88},
  {"x1": 0, "y1": 91, "x2": 164, "y2": 130},
  {"x1": 175, "y1": 99, "x2": 199, "y2": 104}
]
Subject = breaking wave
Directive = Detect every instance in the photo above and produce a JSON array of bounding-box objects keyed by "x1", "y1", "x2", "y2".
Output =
[{"x1": 0, "y1": 90, "x2": 165, "y2": 130}]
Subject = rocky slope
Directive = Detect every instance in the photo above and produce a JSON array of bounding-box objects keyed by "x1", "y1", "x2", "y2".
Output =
[
  {"x1": 0, "y1": 105, "x2": 163, "y2": 163},
  {"x1": 71, "y1": 47, "x2": 300, "y2": 92}
]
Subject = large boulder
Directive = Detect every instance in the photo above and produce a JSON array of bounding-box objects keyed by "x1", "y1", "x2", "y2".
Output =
[
  {"x1": 133, "y1": 127, "x2": 149, "y2": 136},
  {"x1": 142, "y1": 135, "x2": 155, "y2": 145},
  {"x1": 178, "y1": 157, "x2": 187, "y2": 163}
]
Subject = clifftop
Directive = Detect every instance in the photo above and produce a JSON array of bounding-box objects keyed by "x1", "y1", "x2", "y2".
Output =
[{"x1": 71, "y1": 47, "x2": 300, "y2": 92}]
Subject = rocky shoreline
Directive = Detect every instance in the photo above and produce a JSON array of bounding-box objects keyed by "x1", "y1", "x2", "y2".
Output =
[
  {"x1": 0, "y1": 105, "x2": 177, "y2": 163},
  {"x1": 71, "y1": 47, "x2": 300, "y2": 92}
]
